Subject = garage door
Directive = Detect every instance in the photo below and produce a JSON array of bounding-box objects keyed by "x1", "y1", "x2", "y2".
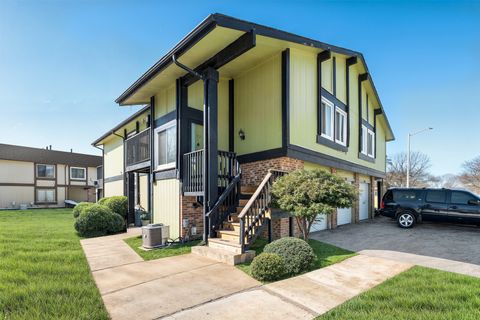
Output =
[
  {"x1": 337, "y1": 207, "x2": 352, "y2": 225},
  {"x1": 310, "y1": 214, "x2": 328, "y2": 232},
  {"x1": 359, "y1": 182, "x2": 369, "y2": 220}
]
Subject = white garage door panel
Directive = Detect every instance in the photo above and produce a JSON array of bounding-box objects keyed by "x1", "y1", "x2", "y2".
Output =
[
  {"x1": 310, "y1": 214, "x2": 328, "y2": 232},
  {"x1": 359, "y1": 183, "x2": 369, "y2": 220},
  {"x1": 337, "y1": 207, "x2": 352, "y2": 225}
]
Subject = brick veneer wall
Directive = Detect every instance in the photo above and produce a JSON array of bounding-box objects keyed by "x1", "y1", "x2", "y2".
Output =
[
  {"x1": 180, "y1": 196, "x2": 203, "y2": 240},
  {"x1": 240, "y1": 157, "x2": 304, "y2": 187}
]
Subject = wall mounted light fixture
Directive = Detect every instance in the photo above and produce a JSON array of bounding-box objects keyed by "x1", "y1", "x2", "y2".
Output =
[{"x1": 238, "y1": 129, "x2": 246, "y2": 140}]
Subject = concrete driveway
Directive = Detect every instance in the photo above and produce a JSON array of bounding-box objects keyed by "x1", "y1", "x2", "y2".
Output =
[{"x1": 311, "y1": 216, "x2": 480, "y2": 277}]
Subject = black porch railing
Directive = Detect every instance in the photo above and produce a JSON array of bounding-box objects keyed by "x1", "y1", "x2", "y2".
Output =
[
  {"x1": 125, "y1": 128, "x2": 150, "y2": 168},
  {"x1": 182, "y1": 149, "x2": 239, "y2": 195}
]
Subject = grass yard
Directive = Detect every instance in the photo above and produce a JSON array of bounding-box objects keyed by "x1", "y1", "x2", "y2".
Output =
[
  {"x1": 236, "y1": 238, "x2": 356, "y2": 279},
  {"x1": 0, "y1": 209, "x2": 109, "y2": 320},
  {"x1": 124, "y1": 236, "x2": 201, "y2": 261},
  {"x1": 318, "y1": 266, "x2": 480, "y2": 320}
]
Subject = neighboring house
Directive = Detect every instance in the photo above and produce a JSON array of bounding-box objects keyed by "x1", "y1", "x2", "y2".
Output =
[
  {"x1": 0, "y1": 143, "x2": 102, "y2": 209},
  {"x1": 93, "y1": 14, "x2": 394, "y2": 255}
]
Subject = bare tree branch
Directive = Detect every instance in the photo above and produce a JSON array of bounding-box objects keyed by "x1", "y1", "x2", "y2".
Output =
[
  {"x1": 459, "y1": 156, "x2": 480, "y2": 194},
  {"x1": 386, "y1": 151, "x2": 433, "y2": 188}
]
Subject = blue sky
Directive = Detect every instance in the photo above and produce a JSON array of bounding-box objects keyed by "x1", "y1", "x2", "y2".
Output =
[{"x1": 0, "y1": 0, "x2": 479, "y2": 175}]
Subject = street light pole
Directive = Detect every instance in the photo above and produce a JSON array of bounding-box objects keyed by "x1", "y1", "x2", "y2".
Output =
[{"x1": 406, "y1": 127, "x2": 433, "y2": 188}]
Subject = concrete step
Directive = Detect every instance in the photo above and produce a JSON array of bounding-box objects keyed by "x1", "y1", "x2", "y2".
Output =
[
  {"x1": 208, "y1": 238, "x2": 243, "y2": 254},
  {"x1": 191, "y1": 245, "x2": 255, "y2": 265},
  {"x1": 217, "y1": 229, "x2": 240, "y2": 241}
]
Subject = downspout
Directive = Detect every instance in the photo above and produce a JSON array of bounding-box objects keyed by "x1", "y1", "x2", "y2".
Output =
[{"x1": 172, "y1": 55, "x2": 209, "y2": 243}]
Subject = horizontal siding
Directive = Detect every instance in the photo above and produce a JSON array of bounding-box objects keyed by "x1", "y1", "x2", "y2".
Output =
[{"x1": 0, "y1": 160, "x2": 33, "y2": 184}]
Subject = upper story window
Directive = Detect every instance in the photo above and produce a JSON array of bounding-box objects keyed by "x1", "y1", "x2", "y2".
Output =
[
  {"x1": 320, "y1": 97, "x2": 347, "y2": 147},
  {"x1": 36, "y1": 164, "x2": 55, "y2": 179},
  {"x1": 334, "y1": 108, "x2": 347, "y2": 146},
  {"x1": 361, "y1": 125, "x2": 375, "y2": 158},
  {"x1": 70, "y1": 167, "x2": 86, "y2": 180},
  {"x1": 320, "y1": 98, "x2": 334, "y2": 140},
  {"x1": 154, "y1": 120, "x2": 176, "y2": 171}
]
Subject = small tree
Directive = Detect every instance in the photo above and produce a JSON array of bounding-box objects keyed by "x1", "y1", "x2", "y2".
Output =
[{"x1": 271, "y1": 169, "x2": 356, "y2": 241}]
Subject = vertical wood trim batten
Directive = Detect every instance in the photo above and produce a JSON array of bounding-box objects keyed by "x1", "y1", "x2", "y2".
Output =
[
  {"x1": 229, "y1": 79, "x2": 234, "y2": 152},
  {"x1": 281, "y1": 48, "x2": 290, "y2": 149}
]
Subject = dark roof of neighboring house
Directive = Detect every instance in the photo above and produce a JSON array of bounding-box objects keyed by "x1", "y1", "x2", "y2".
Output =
[
  {"x1": 91, "y1": 105, "x2": 150, "y2": 146},
  {"x1": 0, "y1": 143, "x2": 102, "y2": 167}
]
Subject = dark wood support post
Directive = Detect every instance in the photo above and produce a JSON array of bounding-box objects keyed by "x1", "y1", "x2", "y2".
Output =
[
  {"x1": 267, "y1": 218, "x2": 272, "y2": 243},
  {"x1": 127, "y1": 172, "x2": 135, "y2": 225},
  {"x1": 203, "y1": 67, "x2": 219, "y2": 242},
  {"x1": 289, "y1": 216, "x2": 294, "y2": 237},
  {"x1": 148, "y1": 97, "x2": 155, "y2": 218}
]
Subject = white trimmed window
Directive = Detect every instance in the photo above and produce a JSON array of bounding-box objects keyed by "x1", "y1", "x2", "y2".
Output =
[
  {"x1": 37, "y1": 189, "x2": 55, "y2": 203},
  {"x1": 361, "y1": 125, "x2": 375, "y2": 158},
  {"x1": 320, "y1": 98, "x2": 334, "y2": 140},
  {"x1": 334, "y1": 108, "x2": 347, "y2": 146},
  {"x1": 70, "y1": 167, "x2": 86, "y2": 180},
  {"x1": 36, "y1": 164, "x2": 55, "y2": 179},
  {"x1": 154, "y1": 120, "x2": 176, "y2": 171}
]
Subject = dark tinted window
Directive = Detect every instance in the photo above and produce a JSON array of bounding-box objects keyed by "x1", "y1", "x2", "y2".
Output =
[
  {"x1": 425, "y1": 190, "x2": 446, "y2": 203},
  {"x1": 451, "y1": 191, "x2": 477, "y2": 205},
  {"x1": 384, "y1": 190, "x2": 393, "y2": 201},
  {"x1": 392, "y1": 190, "x2": 421, "y2": 202}
]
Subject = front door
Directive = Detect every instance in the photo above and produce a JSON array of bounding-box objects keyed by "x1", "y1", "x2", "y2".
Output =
[
  {"x1": 448, "y1": 190, "x2": 480, "y2": 224},
  {"x1": 359, "y1": 183, "x2": 369, "y2": 220}
]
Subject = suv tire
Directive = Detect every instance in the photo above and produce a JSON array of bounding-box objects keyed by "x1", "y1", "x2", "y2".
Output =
[{"x1": 397, "y1": 211, "x2": 416, "y2": 228}]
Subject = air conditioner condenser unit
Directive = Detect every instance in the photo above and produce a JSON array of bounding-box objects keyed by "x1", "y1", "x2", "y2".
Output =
[{"x1": 142, "y1": 224, "x2": 170, "y2": 249}]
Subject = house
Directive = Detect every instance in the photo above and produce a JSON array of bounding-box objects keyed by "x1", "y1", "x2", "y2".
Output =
[
  {"x1": 93, "y1": 13, "x2": 394, "y2": 258},
  {"x1": 0, "y1": 143, "x2": 102, "y2": 209}
]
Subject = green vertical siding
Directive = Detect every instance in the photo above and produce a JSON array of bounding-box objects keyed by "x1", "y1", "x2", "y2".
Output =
[
  {"x1": 187, "y1": 79, "x2": 229, "y2": 151},
  {"x1": 234, "y1": 53, "x2": 282, "y2": 155},
  {"x1": 289, "y1": 48, "x2": 387, "y2": 173},
  {"x1": 154, "y1": 84, "x2": 176, "y2": 119}
]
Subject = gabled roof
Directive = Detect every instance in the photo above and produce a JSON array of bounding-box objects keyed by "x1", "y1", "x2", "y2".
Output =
[
  {"x1": 0, "y1": 143, "x2": 102, "y2": 167},
  {"x1": 115, "y1": 13, "x2": 394, "y2": 141},
  {"x1": 91, "y1": 105, "x2": 150, "y2": 146}
]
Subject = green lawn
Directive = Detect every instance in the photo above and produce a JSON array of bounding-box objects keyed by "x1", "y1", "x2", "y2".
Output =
[
  {"x1": 318, "y1": 266, "x2": 480, "y2": 320},
  {"x1": 124, "y1": 236, "x2": 201, "y2": 261},
  {"x1": 0, "y1": 209, "x2": 109, "y2": 320},
  {"x1": 236, "y1": 238, "x2": 356, "y2": 279}
]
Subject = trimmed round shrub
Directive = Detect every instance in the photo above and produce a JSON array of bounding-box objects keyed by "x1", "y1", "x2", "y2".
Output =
[
  {"x1": 251, "y1": 253, "x2": 286, "y2": 281},
  {"x1": 102, "y1": 196, "x2": 128, "y2": 218},
  {"x1": 74, "y1": 204, "x2": 125, "y2": 237},
  {"x1": 263, "y1": 237, "x2": 315, "y2": 275},
  {"x1": 72, "y1": 202, "x2": 94, "y2": 218},
  {"x1": 97, "y1": 197, "x2": 109, "y2": 205}
]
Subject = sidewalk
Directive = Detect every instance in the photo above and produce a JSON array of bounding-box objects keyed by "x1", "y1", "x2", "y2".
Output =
[{"x1": 81, "y1": 232, "x2": 412, "y2": 320}]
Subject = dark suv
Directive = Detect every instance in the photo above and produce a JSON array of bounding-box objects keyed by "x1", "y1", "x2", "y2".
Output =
[{"x1": 379, "y1": 188, "x2": 480, "y2": 228}]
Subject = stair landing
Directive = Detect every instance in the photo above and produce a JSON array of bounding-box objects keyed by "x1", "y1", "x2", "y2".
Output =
[{"x1": 191, "y1": 244, "x2": 255, "y2": 265}]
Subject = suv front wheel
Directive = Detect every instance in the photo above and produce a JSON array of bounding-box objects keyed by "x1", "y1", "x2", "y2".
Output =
[{"x1": 397, "y1": 211, "x2": 416, "y2": 228}]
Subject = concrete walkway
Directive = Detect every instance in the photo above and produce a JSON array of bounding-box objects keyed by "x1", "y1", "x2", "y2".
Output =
[
  {"x1": 81, "y1": 233, "x2": 411, "y2": 320},
  {"x1": 166, "y1": 255, "x2": 412, "y2": 320},
  {"x1": 359, "y1": 250, "x2": 480, "y2": 278},
  {"x1": 81, "y1": 227, "x2": 143, "y2": 271}
]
